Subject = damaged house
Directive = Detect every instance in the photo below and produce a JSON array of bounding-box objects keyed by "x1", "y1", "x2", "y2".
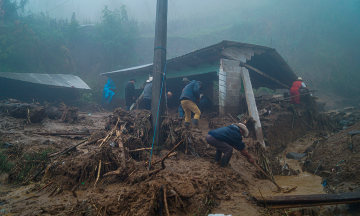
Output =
[{"x1": 101, "y1": 40, "x2": 298, "y2": 145}]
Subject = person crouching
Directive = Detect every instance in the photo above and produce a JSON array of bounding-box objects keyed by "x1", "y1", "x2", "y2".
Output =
[{"x1": 206, "y1": 123, "x2": 255, "y2": 167}]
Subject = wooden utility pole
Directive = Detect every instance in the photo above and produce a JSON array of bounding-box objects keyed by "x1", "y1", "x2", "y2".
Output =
[{"x1": 151, "y1": 0, "x2": 168, "y2": 146}]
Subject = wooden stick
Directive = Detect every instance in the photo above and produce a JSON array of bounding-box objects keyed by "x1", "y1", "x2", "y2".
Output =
[
  {"x1": 228, "y1": 113, "x2": 238, "y2": 123},
  {"x1": 164, "y1": 186, "x2": 170, "y2": 216},
  {"x1": 145, "y1": 140, "x2": 184, "y2": 176},
  {"x1": 48, "y1": 139, "x2": 89, "y2": 158},
  {"x1": 159, "y1": 140, "x2": 183, "y2": 169},
  {"x1": 100, "y1": 118, "x2": 120, "y2": 147},
  {"x1": 39, "y1": 180, "x2": 55, "y2": 192},
  {"x1": 254, "y1": 163, "x2": 282, "y2": 190},
  {"x1": 146, "y1": 152, "x2": 177, "y2": 166},
  {"x1": 258, "y1": 187, "x2": 267, "y2": 208},
  {"x1": 240, "y1": 62, "x2": 290, "y2": 89},
  {"x1": 94, "y1": 160, "x2": 102, "y2": 187},
  {"x1": 129, "y1": 148, "x2": 152, "y2": 152},
  {"x1": 33, "y1": 132, "x2": 91, "y2": 136}
]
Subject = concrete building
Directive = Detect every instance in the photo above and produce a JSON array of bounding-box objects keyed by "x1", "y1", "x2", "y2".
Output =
[
  {"x1": 101, "y1": 40, "x2": 298, "y2": 146},
  {"x1": 101, "y1": 40, "x2": 297, "y2": 112}
]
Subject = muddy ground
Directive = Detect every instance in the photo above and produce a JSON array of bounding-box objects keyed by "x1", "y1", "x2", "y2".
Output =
[{"x1": 0, "y1": 98, "x2": 359, "y2": 216}]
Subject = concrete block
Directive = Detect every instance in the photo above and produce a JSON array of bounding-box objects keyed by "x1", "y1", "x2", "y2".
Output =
[{"x1": 230, "y1": 83, "x2": 240, "y2": 90}]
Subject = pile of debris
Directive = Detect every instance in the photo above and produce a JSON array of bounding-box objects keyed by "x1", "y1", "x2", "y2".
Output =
[
  {"x1": 248, "y1": 94, "x2": 338, "y2": 154},
  {"x1": 0, "y1": 108, "x2": 248, "y2": 215},
  {"x1": 302, "y1": 107, "x2": 360, "y2": 194},
  {"x1": 0, "y1": 99, "x2": 79, "y2": 123}
]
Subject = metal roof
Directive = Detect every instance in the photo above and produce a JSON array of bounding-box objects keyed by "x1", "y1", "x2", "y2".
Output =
[
  {"x1": 0, "y1": 72, "x2": 91, "y2": 89},
  {"x1": 101, "y1": 40, "x2": 298, "y2": 89}
]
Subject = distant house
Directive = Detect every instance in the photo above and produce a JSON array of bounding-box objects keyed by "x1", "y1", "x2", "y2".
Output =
[
  {"x1": 0, "y1": 73, "x2": 90, "y2": 103},
  {"x1": 101, "y1": 40, "x2": 297, "y2": 117}
]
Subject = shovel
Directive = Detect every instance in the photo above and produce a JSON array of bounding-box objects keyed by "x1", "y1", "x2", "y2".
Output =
[
  {"x1": 254, "y1": 163, "x2": 282, "y2": 191},
  {"x1": 254, "y1": 163, "x2": 298, "y2": 193}
]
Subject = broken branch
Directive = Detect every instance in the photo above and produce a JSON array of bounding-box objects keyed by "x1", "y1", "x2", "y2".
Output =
[
  {"x1": 164, "y1": 186, "x2": 170, "y2": 216},
  {"x1": 94, "y1": 160, "x2": 102, "y2": 187},
  {"x1": 100, "y1": 118, "x2": 120, "y2": 147},
  {"x1": 129, "y1": 148, "x2": 152, "y2": 152}
]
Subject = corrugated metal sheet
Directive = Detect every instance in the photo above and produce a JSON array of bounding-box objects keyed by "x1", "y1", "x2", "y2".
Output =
[
  {"x1": 101, "y1": 40, "x2": 298, "y2": 90},
  {"x1": 0, "y1": 72, "x2": 91, "y2": 89}
]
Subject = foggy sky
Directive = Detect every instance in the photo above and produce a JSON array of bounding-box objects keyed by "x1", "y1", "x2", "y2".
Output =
[{"x1": 24, "y1": 0, "x2": 263, "y2": 23}]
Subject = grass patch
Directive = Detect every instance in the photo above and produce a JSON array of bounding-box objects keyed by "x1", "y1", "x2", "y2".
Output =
[
  {"x1": 7, "y1": 148, "x2": 54, "y2": 184},
  {"x1": 0, "y1": 153, "x2": 13, "y2": 173}
]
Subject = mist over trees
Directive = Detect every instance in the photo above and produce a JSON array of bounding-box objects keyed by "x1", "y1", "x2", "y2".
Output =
[{"x1": 0, "y1": 0, "x2": 359, "y2": 103}]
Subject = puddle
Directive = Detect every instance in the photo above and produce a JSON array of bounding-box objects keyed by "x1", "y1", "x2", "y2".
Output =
[{"x1": 252, "y1": 158, "x2": 324, "y2": 197}]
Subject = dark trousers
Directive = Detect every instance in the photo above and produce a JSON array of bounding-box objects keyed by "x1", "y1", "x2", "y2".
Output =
[
  {"x1": 144, "y1": 98, "x2": 151, "y2": 111},
  {"x1": 206, "y1": 134, "x2": 233, "y2": 159},
  {"x1": 126, "y1": 105, "x2": 131, "y2": 111}
]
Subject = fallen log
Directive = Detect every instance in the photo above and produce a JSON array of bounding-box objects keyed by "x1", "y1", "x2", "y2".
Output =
[{"x1": 255, "y1": 192, "x2": 360, "y2": 208}]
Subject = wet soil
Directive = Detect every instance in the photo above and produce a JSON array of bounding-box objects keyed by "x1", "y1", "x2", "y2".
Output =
[{"x1": 0, "y1": 103, "x2": 358, "y2": 215}]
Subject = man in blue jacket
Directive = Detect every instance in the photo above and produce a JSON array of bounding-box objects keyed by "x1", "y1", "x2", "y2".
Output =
[
  {"x1": 180, "y1": 80, "x2": 202, "y2": 128},
  {"x1": 206, "y1": 123, "x2": 255, "y2": 167}
]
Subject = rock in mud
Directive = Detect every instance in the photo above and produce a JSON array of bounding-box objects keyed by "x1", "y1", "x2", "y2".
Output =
[
  {"x1": 286, "y1": 152, "x2": 307, "y2": 160},
  {"x1": 304, "y1": 147, "x2": 314, "y2": 153},
  {"x1": 172, "y1": 182, "x2": 196, "y2": 198}
]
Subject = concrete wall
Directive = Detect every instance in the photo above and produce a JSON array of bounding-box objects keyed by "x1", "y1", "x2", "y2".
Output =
[{"x1": 219, "y1": 58, "x2": 242, "y2": 117}]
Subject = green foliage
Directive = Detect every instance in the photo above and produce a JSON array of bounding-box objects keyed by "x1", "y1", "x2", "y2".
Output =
[
  {"x1": 66, "y1": 18, "x2": 80, "y2": 47},
  {"x1": 8, "y1": 148, "x2": 53, "y2": 183},
  {"x1": 91, "y1": 5, "x2": 138, "y2": 70},
  {"x1": 0, "y1": 153, "x2": 13, "y2": 173},
  {"x1": 80, "y1": 92, "x2": 93, "y2": 104},
  {"x1": 0, "y1": 2, "x2": 75, "y2": 74}
]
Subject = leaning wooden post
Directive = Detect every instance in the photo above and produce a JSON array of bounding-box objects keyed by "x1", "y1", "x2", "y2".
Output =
[{"x1": 240, "y1": 67, "x2": 265, "y2": 147}]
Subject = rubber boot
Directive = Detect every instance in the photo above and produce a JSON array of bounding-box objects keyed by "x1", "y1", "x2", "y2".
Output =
[
  {"x1": 215, "y1": 150, "x2": 222, "y2": 165},
  {"x1": 184, "y1": 122, "x2": 190, "y2": 130},
  {"x1": 192, "y1": 119, "x2": 200, "y2": 132},
  {"x1": 221, "y1": 156, "x2": 231, "y2": 167}
]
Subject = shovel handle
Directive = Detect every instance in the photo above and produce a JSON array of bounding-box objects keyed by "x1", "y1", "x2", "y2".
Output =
[{"x1": 254, "y1": 163, "x2": 282, "y2": 190}]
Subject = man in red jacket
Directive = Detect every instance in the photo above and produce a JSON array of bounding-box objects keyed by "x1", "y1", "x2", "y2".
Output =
[{"x1": 290, "y1": 77, "x2": 308, "y2": 104}]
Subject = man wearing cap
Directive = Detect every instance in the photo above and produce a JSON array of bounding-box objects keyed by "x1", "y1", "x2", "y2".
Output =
[
  {"x1": 125, "y1": 78, "x2": 136, "y2": 111},
  {"x1": 180, "y1": 80, "x2": 203, "y2": 129},
  {"x1": 206, "y1": 123, "x2": 255, "y2": 167},
  {"x1": 290, "y1": 77, "x2": 310, "y2": 105}
]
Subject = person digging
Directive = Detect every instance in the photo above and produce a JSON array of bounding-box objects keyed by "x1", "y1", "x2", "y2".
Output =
[{"x1": 206, "y1": 123, "x2": 255, "y2": 167}]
